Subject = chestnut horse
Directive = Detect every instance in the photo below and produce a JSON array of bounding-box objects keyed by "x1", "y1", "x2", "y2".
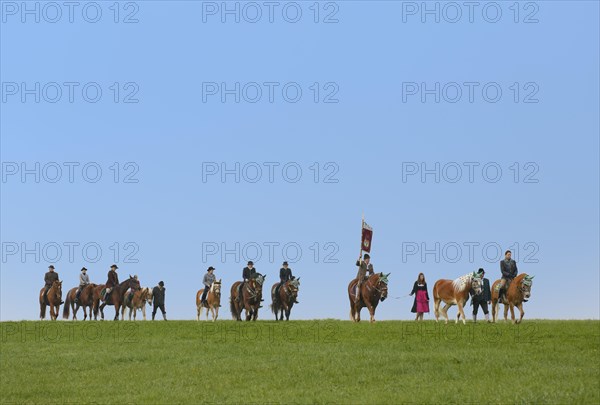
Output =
[
  {"x1": 196, "y1": 279, "x2": 222, "y2": 322},
  {"x1": 491, "y1": 273, "x2": 534, "y2": 324},
  {"x1": 39, "y1": 280, "x2": 62, "y2": 320},
  {"x1": 63, "y1": 284, "x2": 97, "y2": 320},
  {"x1": 92, "y1": 275, "x2": 140, "y2": 321},
  {"x1": 230, "y1": 274, "x2": 266, "y2": 321},
  {"x1": 433, "y1": 272, "x2": 483, "y2": 324},
  {"x1": 348, "y1": 273, "x2": 389, "y2": 323},
  {"x1": 121, "y1": 287, "x2": 153, "y2": 320},
  {"x1": 270, "y1": 277, "x2": 300, "y2": 321}
]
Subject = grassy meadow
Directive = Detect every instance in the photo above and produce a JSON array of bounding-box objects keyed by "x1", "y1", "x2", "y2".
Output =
[{"x1": 1, "y1": 320, "x2": 599, "y2": 404}]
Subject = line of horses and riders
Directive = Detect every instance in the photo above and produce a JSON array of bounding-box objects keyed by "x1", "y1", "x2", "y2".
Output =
[{"x1": 39, "y1": 250, "x2": 534, "y2": 324}]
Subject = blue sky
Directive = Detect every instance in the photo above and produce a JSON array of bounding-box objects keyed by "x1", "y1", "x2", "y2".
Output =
[{"x1": 1, "y1": 1, "x2": 598, "y2": 320}]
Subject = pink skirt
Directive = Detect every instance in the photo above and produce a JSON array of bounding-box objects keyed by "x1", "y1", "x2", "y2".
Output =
[{"x1": 416, "y1": 290, "x2": 430, "y2": 313}]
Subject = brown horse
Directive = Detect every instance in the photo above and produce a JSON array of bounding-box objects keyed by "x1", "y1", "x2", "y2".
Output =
[
  {"x1": 92, "y1": 275, "x2": 140, "y2": 321},
  {"x1": 121, "y1": 287, "x2": 153, "y2": 320},
  {"x1": 270, "y1": 277, "x2": 300, "y2": 321},
  {"x1": 230, "y1": 274, "x2": 266, "y2": 321},
  {"x1": 63, "y1": 284, "x2": 97, "y2": 320},
  {"x1": 39, "y1": 280, "x2": 62, "y2": 320},
  {"x1": 491, "y1": 273, "x2": 534, "y2": 324},
  {"x1": 196, "y1": 279, "x2": 222, "y2": 322},
  {"x1": 433, "y1": 272, "x2": 483, "y2": 324},
  {"x1": 348, "y1": 273, "x2": 389, "y2": 323}
]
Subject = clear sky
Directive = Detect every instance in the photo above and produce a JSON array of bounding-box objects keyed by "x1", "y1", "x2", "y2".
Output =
[{"x1": 1, "y1": 1, "x2": 598, "y2": 321}]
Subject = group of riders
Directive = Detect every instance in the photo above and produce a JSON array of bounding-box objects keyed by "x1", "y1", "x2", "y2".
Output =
[
  {"x1": 42, "y1": 249, "x2": 523, "y2": 320},
  {"x1": 43, "y1": 264, "x2": 167, "y2": 320},
  {"x1": 198, "y1": 260, "x2": 300, "y2": 309}
]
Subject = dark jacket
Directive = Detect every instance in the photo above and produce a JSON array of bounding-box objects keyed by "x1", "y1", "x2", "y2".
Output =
[
  {"x1": 280, "y1": 267, "x2": 293, "y2": 283},
  {"x1": 106, "y1": 270, "x2": 119, "y2": 288},
  {"x1": 471, "y1": 278, "x2": 491, "y2": 302},
  {"x1": 243, "y1": 266, "x2": 257, "y2": 281},
  {"x1": 355, "y1": 260, "x2": 374, "y2": 280},
  {"x1": 44, "y1": 271, "x2": 58, "y2": 287},
  {"x1": 500, "y1": 259, "x2": 518, "y2": 279},
  {"x1": 410, "y1": 281, "x2": 429, "y2": 313},
  {"x1": 153, "y1": 286, "x2": 165, "y2": 306}
]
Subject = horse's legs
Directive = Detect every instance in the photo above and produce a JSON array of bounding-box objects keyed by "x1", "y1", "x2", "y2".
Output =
[
  {"x1": 457, "y1": 302, "x2": 466, "y2": 325},
  {"x1": 133, "y1": 308, "x2": 137, "y2": 321},
  {"x1": 142, "y1": 305, "x2": 146, "y2": 321},
  {"x1": 442, "y1": 303, "x2": 451, "y2": 324},
  {"x1": 433, "y1": 298, "x2": 440, "y2": 322},
  {"x1": 503, "y1": 304, "x2": 509, "y2": 322},
  {"x1": 517, "y1": 303, "x2": 525, "y2": 324},
  {"x1": 364, "y1": 302, "x2": 375, "y2": 323},
  {"x1": 491, "y1": 299, "x2": 496, "y2": 322},
  {"x1": 99, "y1": 302, "x2": 106, "y2": 320},
  {"x1": 355, "y1": 305, "x2": 361, "y2": 322},
  {"x1": 509, "y1": 304, "x2": 516, "y2": 324}
]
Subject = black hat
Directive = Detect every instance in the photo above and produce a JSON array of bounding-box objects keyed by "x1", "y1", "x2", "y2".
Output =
[
  {"x1": 282, "y1": 261, "x2": 288, "y2": 266},
  {"x1": 247, "y1": 261, "x2": 253, "y2": 266},
  {"x1": 81, "y1": 267, "x2": 87, "y2": 272},
  {"x1": 207, "y1": 266, "x2": 215, "y2": 272},
  {"x1": 158, "y1": 281, "x2": 164, "y2": 286},
  {"x1": 111, "y1": 264, "x2": 118, "y2": 269},
  {"x1": 48, "y1": 265, "x2": 55, "y2": 269},
  {"x1": 363, "y1": 254, "x2": 370, "y2": 259}
]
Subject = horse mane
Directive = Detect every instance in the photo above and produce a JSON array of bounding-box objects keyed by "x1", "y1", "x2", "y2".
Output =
[
  {"x1": 451, "y1": 273, "x2": 473, "y2": 293},
  {"x1": 514, "y1": 273, "x2": 526, "y2": 283}
]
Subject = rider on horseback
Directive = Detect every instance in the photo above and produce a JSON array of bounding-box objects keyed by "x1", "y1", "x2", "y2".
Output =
[
  {"x1": 355, "y1": 254, "x2": 374, "y2": 303},
  {"x1": 200, "y1": 266, "x2": 216, "y2": 306},
  {"x1": 75, "y1": 267, "x2": 90, "y2": 304},
  {"x1": 238, "y1": 261, "x2": 263, "y2": 308},
  {"x1": 275, "y1": 261, "x2": 299, "y2": 304},
  {"x1": 104, "y1": 264, "x2": 119, "y2": 301},
  {"x1": 44, "y1": 265, "x2": 63, "y2": 304},
  {"x1": 498, "y1": 250, "x2": 518, "y2": 303}
]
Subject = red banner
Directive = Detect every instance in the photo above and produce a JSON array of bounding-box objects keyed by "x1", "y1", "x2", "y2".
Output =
[{"x1": 361, "y1": 221, "x2": 373, "y2": 253}]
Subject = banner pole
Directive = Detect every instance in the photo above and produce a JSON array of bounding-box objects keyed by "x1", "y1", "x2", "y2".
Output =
[{"x1": 360, "y1": 213, "x2": 364, "y2": 259}]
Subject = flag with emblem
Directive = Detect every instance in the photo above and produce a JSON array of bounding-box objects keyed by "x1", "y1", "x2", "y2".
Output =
[{"x1": 361, "y1": 220, "x2": 373, "y2": 253}]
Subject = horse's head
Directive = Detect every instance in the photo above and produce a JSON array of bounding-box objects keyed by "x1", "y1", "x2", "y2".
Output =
[
  {"x1": 254, "y1": 274, "x2": 265, "y2": 289},
  {"x1": 377, "y1": 273, "x2": 390, "y2": 301},
  {"x1": 212, "y1": 279, "x2": 222, "y2": 296},
  {"x1": 53, "y1": 280, "x2": 62, "y2": 296},
  {"x1": 470, "y1": 271, "x2": 483, "y2": 295},
  {"x1": 520, "y1": 274, "x2": 534, "y2": 300},
  {"x1": 287, "y1": 278, "x2": 300, "y2": 299},
  {"x1": 128, "y1": 275, "x2": 141, "y2": 291},
  {"x1": 145, "y1": 288, "x2": 153, "y2": 305}
]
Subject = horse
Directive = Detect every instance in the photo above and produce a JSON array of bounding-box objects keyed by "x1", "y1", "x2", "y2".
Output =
[
  {"x1": 39, "y1": 280, "x2": 62, "y2": 320},
  {"x1": 491, "y1": 273, "x2": 534, "y2": 324},
  {"x1": 270, "y1": 277, "x2": 300, "y2": 321},
  {"x1": 348, "y1": 273, "x2": 389, "y2": 323},
  {"x1": 121, "y1": 287, "x2": 153, "y2": 320},
  {"x1": 196, "y1": 279, "x2": 222, "y2": 322},
  {"x1": 433, "y1": 271, "x2": 483, "y2": 324},
  {"x1": 230, "y1": 274, "x2": 266, "y2": 321},
  {"x1": 92, "y1": 275, "x2": 140, "y2": 321},
  {"x1": 63, "y1": 283, "x2": 97, "y2": 320}
]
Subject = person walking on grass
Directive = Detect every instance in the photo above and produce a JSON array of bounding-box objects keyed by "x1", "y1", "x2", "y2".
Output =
[
  {"x1": 471, "y1": 268, "x2": 492, "y2": 322},
  {"x1": 410, "y1": 273, "x2": 429, "y2": 321},
  {"x1": 152, "y1": 281, "x2": 167, "y2": 321}
]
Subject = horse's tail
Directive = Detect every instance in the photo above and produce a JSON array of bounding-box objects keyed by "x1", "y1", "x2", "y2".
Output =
[
  {"x1": 63, "y1": 292, "x2": 71, "y2": 319},
  {"x1": 229, "y1": 297, "x2": 237, "y2": 320}
]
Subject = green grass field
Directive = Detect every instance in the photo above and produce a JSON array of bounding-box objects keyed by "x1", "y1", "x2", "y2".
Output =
[{"x1": 1, "y1": 320, "x2": 598, "y2": 404}]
